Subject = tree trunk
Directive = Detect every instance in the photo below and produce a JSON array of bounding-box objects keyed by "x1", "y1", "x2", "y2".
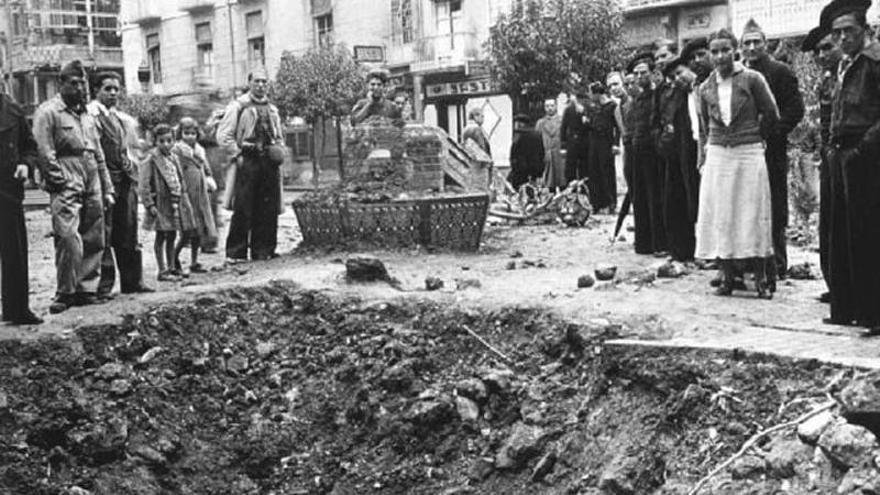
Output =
[
  {"x1": 336, "y1": 117, "x2": 345, "y2": 181},
  {"x1": 311, "y1": 121, "x2": 320, "y2": 189}
]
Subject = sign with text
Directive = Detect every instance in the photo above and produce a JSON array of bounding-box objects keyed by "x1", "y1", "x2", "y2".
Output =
[
  {"x1": 426, "y1": 78, "x2": 494, "y2": 98},
  {"x1": 353, "y1": 45, "x2": 385, "y2": 63}
]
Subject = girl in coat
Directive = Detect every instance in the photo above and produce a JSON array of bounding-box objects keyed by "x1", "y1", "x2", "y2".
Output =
[
  {"x1": 140, "y1": 124, "x2": 195, "y2": 281},
  {"x1": 172, "y1": 117, "x2": 218, "y2": 274}
]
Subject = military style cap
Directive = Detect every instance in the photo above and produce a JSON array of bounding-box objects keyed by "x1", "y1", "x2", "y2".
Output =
[
  {"x1": 661, "y1": 56, "x2": 688, "y2": 77},
  {"x1": 820, "y1": 0, "x2": 871, "y2": 27},
  {"x1": 59, "y1": 60, "x2": 87, "y2": 79},
  {"x1": 249, "y1": 66, "x2": 270, "y2": 81},
  {"x1": 626, "y1": 51, "x2": 655, "y2": 73},
  {"x1": 681, "y1": 37, "x2": 709, "y2": 63},
  {"x1": 801, "y1": 25, "x2": 831, "y2": 52},
  {"x1": 741, "y1": 18, "x2": 765, "y2": 38},
  {"x1": 367, "y1": 67, "x2": 390, "y2": 83}
]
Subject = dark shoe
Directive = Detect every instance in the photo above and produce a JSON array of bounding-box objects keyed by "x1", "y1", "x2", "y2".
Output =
[
  {"x1": 122, "y1": 284, "x2": 155, "y2": 294},
  {"x1": 9, "y1": 311, "x2": 43, "y2": 325},
  {"x1": 714, "y1": 285, "x2": 733, "y2": 296},
  {"x1": 710, "y1": 275, "x2": 723, "y2": 288},
  {"x1": 823, "y1": 317, "x2": 854, "y2": 326},
  {"x1": 74, "y1": 293, "x2": 98, "y2": 306},
  {"x1": 96, "y1": 292, "x2": 115, "y2": 303},
  {"x1": 252, "y1": 252, "x2": 279, "y2": 261},
  {"x1": 756, "y1": 281, "x2": 773, "y2": 300},
  {"x1": 170, "y1": 268, "x2": 189, "y2": 279},
  {"x1": 158, "y1": 271, "x2": 180, "y2": 282},
  {"x1": 861, "y1": 326, "x2": 880, "y2": 337},
  {"x1": 49, "y1": 295, "x2": 76, "y2": 314},
  {"x1": 225, "y1": 257, "x2": 247, "y2": 265},
  {"x1": 201, "y1": 247, "x2": 218, "y2": 254},
  {"x1": 818, "y1": 292, "x2": 831, "y2": 303},
  {"x1": 190, "y1": 263, "x2": 208, "y2": 273}
]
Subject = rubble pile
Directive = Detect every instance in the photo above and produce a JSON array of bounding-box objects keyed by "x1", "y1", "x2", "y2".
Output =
[{"x1": 0, "y1": 281, "x2": 869, "y2": 494}]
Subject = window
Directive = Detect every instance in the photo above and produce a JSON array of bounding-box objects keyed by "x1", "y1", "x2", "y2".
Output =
[
  {"x1": 245, "y1": 11, "x2": 263, "y2": 37},
  {"x1": 435, "y1": 0, "x2": 463, "y2": 49},
  {"x1": 315, "y1": 13, "x2": 333, "y2": 47},
  {"x1": 248, "y1": 37, "x2": 265, "y2": 67},
  {"x1": 195, "y1": 21, "x2": 213, "y2": 75},
  {"x1": 146, "y1": 33, "x2": 162, "y2": 83},
  {"x1": 395, "y1": 0, "x2": 414, "y2": 44}
]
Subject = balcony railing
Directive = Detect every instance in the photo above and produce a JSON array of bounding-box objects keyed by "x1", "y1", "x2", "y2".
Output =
[
  {"x1": 404, "y1": 31, "x2": 480, "y2": 73},
  {"x1": 9, "y1": 44, "x2": 123, "y2": 71}
]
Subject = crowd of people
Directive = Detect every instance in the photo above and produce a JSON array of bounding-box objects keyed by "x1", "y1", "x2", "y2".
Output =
[
  {"x1": 0, "y1": 0, "x2": 877, "y2": 334},
  {"x1": 495, "y1": 0, "x2": 879, "y2": 333}
]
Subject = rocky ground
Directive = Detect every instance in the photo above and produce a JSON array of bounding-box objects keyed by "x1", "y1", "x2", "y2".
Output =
[{"x1": 5, "y1": 195, "x2": 880, "y2": 494}]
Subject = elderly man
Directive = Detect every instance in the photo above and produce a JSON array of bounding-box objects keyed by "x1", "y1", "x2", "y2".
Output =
[
  {"x1": 33, "y1": 60, "x2": 114, "y2": 314},
  {"x1": 741, "y1": 18, "x2": 805, "y2": 281},
  {"x1": 87, "y1": 71, "x2": 153, "y2": 299},
  {"x1": 822, "y1": 0, "x2": 880, "y2": 333},
  {"x1": 535, "y1": 98, "x2": 564, "y2": 190},
  {"x1": 217, "y1": 67, "x2": 284, "y2": 262},
  {"x1": 351, "y1": 68, "x2": 401, "y2": 126},
  {"x1": 0, "y1": 91, "x2": 42, "y2": 324}
]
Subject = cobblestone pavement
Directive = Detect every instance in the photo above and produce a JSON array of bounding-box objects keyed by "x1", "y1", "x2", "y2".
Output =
[{"x1": 4, "y1": 196, "x2": 876, "y2": 368}]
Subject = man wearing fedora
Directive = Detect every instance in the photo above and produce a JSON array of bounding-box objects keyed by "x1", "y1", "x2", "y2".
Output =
[{"x1": 217, "y1": 67, "x2": 285, "y2": 262}]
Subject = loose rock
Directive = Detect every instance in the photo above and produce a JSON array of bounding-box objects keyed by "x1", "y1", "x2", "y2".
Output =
[
  {"x1": 818, "y1": 421, "x2": 878, "y2": 469},
  {"x1": 425, "y1": 277, "x2": 444, "y2": 291},
  {"x1": 345, "y1": 257, "x2": 391, "y2": 282},
  {"x1": 495, "y1": 422, "x2": 545, "y2": 470},
  {"x1": 505, "y1": 261, "x2": 517, "y2": 270},
  {"x1": 595, "y1": 266, "x2": 618, "y2": 281},
  {"x1": 764, "y1": 436, "x2": 813, "y2": 478},
  {"x1": 840, "y1": 373, "x2": 880, "y2": 437},
  {"x1": 797, "y1": 410, "x2": 835, "y2": 445},
  {"x1": 455, "y1": 379, "x2": 488, "y2": 402},
  {"x1": 467, "y1": 457, "x2": 495, "y2": 482},
  {"x1": 730, "y1": 454, "x2": 766, "y2": 479},
  {"x1": 455, "y1": 396, "x2": 480, "y2": 422},
  {"x1": 455, "y1": 279, "x2": 482, "y2": 290},
  {"x1": 837, "y1": 466, "x2": 880, "y2": 494},
  {"x1": 577, "y1": 274, "x2": 595, "y2": 288},
  {"x1": 657, "y1": 261, "x2": 688, "y2": 279}
]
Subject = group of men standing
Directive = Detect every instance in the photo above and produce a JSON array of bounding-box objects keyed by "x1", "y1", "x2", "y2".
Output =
[{"x1": 0, "y1": 62, "x2": 285, "y2": 322}]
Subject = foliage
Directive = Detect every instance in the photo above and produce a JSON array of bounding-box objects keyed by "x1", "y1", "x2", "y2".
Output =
[
  {"x1": 485, "y1": 0, "x2": 626, "y2": 101},
  {"x1": 118, "y1": 93, "x2": 170, "y2": 131},
  {"x1": 274, "y1": 44, "x2": 366, "y2": 123}
]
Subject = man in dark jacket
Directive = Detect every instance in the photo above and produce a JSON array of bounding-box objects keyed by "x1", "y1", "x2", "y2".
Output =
[
  {"x1": 88, "y1": 72, "x2": 153, "y2": 299},
  {"x1": 741, "y1": 18, "x2": 805, "y2": 280},
  {"x1": 823, "y1": 0, "x2": 880, "y2": 333},
  {"x1": 560, "y1": 88, "x2": 590, "y2": 183},
  {"x1": 0, "y1": 93, "x2": 43, "y2": 325},
  {"x1": 507, "y1": 114, "x2": 545, "y2": 189},
  {"x1": 801, "y1": 25, "x2": 842, "y2": 304}
]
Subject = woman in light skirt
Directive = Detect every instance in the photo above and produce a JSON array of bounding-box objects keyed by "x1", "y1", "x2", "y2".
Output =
[{"x1": 695, "y1": 28, "x2": 780, "y2": 298}]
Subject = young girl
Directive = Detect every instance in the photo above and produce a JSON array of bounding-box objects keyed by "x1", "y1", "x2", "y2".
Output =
[
  {"x1": 140, "y1": 124, "x2": 195, "y2": 281},
  {"x1": 172, "y1": 117, "x2": 218, "y2": 274}
]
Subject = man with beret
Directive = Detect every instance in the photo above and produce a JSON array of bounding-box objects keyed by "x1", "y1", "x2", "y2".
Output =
[
  {"x1": 87, "y1": 71, "x2": 153, "y2": 299},
  {"x1": 560, "y1": 85, "x2": 591, "y2": 184},
  {"x1": 626, "y1": 52, "x2": 666, "y2": 255},
  {"x1": 217, "y1": 67, "x2": 284, "y2": 262},
  {"x1": 741, "y1": 18, "x2": 805, "y2": 283},
  {"x1": 33, "y1": 60, "x2": 115, "y2": 314},
  {"x1": 0, "y1": 90, "x2": 43, "y2": 324},
  {"x1": 682, "y1": 37, "x2": 712, "y2": 86},
  {"x1": 351, "y1": 68, "x2": 401, "y2": 126},
  {"x1": 822, "y1": 0, "x2": 880, "y2": 333},
  {"x1": 801, "y1": 25, "x2": 842, "y2": 304}
]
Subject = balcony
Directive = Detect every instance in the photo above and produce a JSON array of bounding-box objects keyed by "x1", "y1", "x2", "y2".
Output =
[
  {"x1": 9, "y1": 44, "x2": 124, "y2": 71},
  {"x1": 179, "y1": 0, "x2": 216, "y2": 14},
  {"x1": 407, "y1": 31, "x2": 480, "y2": 73},
  {"x1": 129, "y1": 0, "x2": 161, "y2": 25}
]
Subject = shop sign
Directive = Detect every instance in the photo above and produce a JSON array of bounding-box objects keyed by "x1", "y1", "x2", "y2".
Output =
[
  {"x1": 353, "y1": 45, "x2": 385, "y2": 63},
  {"x1": 679, "y1": 5, "x2": 729, "y2": 38},
  {"x1": 426, "y1": 78, "x2": 493, "y2": 98}
]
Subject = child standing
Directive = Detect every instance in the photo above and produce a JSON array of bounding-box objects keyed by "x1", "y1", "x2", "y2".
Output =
[
  {"x1": 172, "y1": 117, "x2": 218, "y2": 274},
  {"x1": 140, "y1": 124, "x2": 195, "y2": 281}
]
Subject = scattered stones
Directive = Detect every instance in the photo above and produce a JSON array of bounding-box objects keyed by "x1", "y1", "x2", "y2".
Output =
[
  {"x1": 505, "y1": 261, "x2": 517, "y2": 270},
  {"x1": 817, "y1": 421, "x2": 877, "y2": 469},
  {"x1": 530, "y1": 451, "x2": 556, "y2": 482},
  {"x1": 455, "y1": 396, "x2": 480, "y2": 421},
  {"x1": 66, "y1": 416, "x2": 129, "y2": 466},
  {"x1": 837, "y1": 466, "x2": 880, "y2": 494},
  {"x1": 787, "y1": 262, "x2": 817, "y2": 280},
  {"x1": 840, "y1": 373, "x2": 880, "y2": 437},
  {"x1": 95, "y1": 363, "x2": 128, "y2": 381},
  {"x1": 108, "y1": 379, "x2": 131, "y2": 396},
  {"x1": 481, "y1": 369, "x2": 515, "y2": 394},
  {"x1": 764, "y1": 436, "x2": 813, "y2": 478},
  {"x1": 406, "y1": 400, "x2": 454, "y2": 429},
  {"x1": 577, "y1": 274, "x2": 595, "y2": 288},
  {"x1": 67, "y1": 487, "x2": 92, "y2": 495},
  {"x1": 657, "y1": 261, "x2": 688, "y2": 279},
  {"x1": 467, "y1": 457, "x2": 495, "y2": 482},
  {"x1": 225, "y1": 355, "x2": 249, "y2": 374},
  {"x1": 594, "y1": 266, "x2": 617, "y2": 281},
  {"x1": 455, "y1": 279, "x2": 482, "y2": 290},
  {"x1": 425, "y1": 277, "x2": 444, "y2": 291},
  {"x1": 598, "y1": 454, "x2": 638, "y2": 493},
  {"x1": 190, "y1": 357, "x2": 209, "y2": 373},
  {"x1": 797, "y1": 410, "x2": 835, "y2": 445},
  {"x1": 255, "y1": 341, "x2": 277, "y2": 358},
  {"x1": 510, "y1": 251, "x2": 523, "y2": 258},
  {"x1": 130, "y1": 445, "x2": 167, "y2": 467},
  {"x1": 345, "y1": 257, "x2": 391, "y2": 283},
  {"x1": 455, "y1": 379, "x2": 488, "y2": 402},
  {"x1": 730, "y1": 454, "x2": 766, "y2": 479},
  {"x1": 137, "y1": 347, "x2": 162, "y2": 365},
  {"x1": 495, "y1": 422, "x2": 545, "y2": 470}
]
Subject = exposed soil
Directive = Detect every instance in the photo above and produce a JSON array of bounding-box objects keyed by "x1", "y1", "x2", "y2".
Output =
[{"x1": 0, "y1": 281, "x2": 848, "y2": 494}]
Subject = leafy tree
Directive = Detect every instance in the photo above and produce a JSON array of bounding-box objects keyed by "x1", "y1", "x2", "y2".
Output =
[
  {"x1": 275, "y1": 44, "x2": 366, "y2": 182},
  {"x1": 118, "y1": 93, "x2": 170, "y2": 132},
  {"x1": 486, "y1": 0, "x2": 626, "y2": 103}
]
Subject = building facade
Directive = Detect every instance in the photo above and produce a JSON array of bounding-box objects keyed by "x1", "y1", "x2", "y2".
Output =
[{"x1": 1, "y1": 0, "x2": 123, "y2": 112}]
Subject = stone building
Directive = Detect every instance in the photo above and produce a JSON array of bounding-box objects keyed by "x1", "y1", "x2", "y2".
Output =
[{"x1": 1, "y1": 0, "x2": 123, "y2": 112}]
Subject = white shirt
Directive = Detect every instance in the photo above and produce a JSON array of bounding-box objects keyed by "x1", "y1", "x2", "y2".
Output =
[
  {"x1": 716, "y1": 71, "x2": 733, "y2": 126},
  {"x1": 688, "y1": 90, "x2": 701, "y2": 142}
]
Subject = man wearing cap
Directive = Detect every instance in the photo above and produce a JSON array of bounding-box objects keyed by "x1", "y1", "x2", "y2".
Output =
[
  {"x1": 33, "y1": 60, "x2": 115, "y2": 314},
  {"x1": 741, "y1": 18, "x2": 805, "y2": 281},
  {"x1": 351, "y1": 68, "x2": 401, "y2": 126},
  {"x1": 822, "y1": 0, "x2": 880, "y2": 332},
  {"x1": 801, "y1": 25, "x2": 842, "y2": 304},
  {"x1": 682, "y1": 37, "x2": 712, "y2": 86},
  {"x1": 0, "y1": 89, "x2": 43, "y2": 324},
  {"x1": 217, "y1": 67, "x2": 284, "y2": 262},
  {"x1": 627, "y1": 52, "x2": 666, "y2": 255},
  {"x1": 87, "y1": 71, "x2": 153, "y2": 299}
]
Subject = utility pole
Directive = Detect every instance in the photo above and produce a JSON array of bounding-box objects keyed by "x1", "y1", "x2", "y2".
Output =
[
  {"x1": 227, "y1": 0, "x2": 237, "y2": 88},
  {"x1": 85, "y1": 0, "x2": 96, "y2": 64}
]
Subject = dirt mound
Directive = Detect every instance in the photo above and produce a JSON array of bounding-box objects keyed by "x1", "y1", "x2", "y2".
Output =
[{"x1": 0, "y1": 281, "x2": 848, "y2": 494}]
